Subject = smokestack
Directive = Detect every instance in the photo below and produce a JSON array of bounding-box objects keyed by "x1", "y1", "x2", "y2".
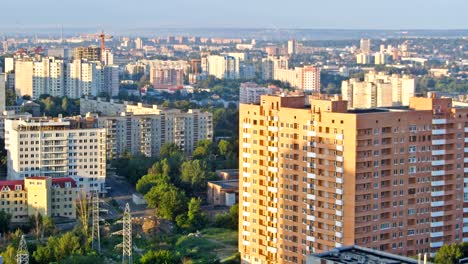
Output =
[
  {"x1": 424, "y1": 253, "x2": 427, "y2": 264},
  {"x1": 418, "y1": 253, "x2": 421, "y2": 264}
]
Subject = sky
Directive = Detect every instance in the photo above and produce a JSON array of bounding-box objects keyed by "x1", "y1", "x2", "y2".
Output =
[{"x1": 0, "y1": 0, "x2": 467, "y2": 30}]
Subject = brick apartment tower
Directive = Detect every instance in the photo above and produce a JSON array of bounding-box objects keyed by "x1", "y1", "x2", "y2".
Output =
[{"x1": 239, "y1": 93, "x2": 468, "y2": 264}]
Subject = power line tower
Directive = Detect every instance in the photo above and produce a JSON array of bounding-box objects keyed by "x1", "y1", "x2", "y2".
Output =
[
  {"x1": 91, "y1": 191, "x2": 101, "y2": 254},
  {"x1": 16, "y1": 235, "x2": 29, "y2": 264},
  {"x1": 114, "y1": 203, "x2": 132, "y2": 264}
]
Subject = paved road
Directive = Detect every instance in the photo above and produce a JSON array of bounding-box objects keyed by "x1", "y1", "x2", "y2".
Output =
[{"x1": 103, "y1": 172, "x2": 155, "y2": 219}]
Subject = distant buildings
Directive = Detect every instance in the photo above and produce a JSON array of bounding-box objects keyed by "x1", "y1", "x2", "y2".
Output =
[
  {"x1": 0, "y1": 177, "x2": 77, "y2": 223},
  {"x1": 14, "y1": 56, "x2": 119, "y2": 99},
  {"x1": 360, "y1": 38, "x2": 371, "y2": 54},
  {"x1": 207, "y1": 55, "x2": 239, "y2": 79},
  {"x1": 287, "y1": 39, "x2": 297, "y2": 55},
  {"x1": 341, "y1": 71, "x2": 415, "y2": 108},
  {"x1": 274, "y1": 65, "x2": 321, "y2": 92},
  {"x1": 0, "y1": 73, "x2": 6, "y2": 112},
  {"x1": 239, "y1": 93, "x2": 468, "y2": 263},
  {"x1": 5, "y1": 116, "x2": 107, "y2": 193},
  {"x1": 81, "y1": 97, "x2": 213, "y2": 157},
  {"x1": 150, "y1": 68, "x2": 184, "y2": 89},
  {"x1": 239, "y1": 82, "x2": 278, "y2": 104},
  {"x1": 74, "y1": 46, "x2": 101, "y2": 62}
]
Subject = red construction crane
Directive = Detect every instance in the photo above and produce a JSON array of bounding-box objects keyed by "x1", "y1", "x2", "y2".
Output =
[{"x1": 96, "y1": 31, "x2": 113, "y2": 54}]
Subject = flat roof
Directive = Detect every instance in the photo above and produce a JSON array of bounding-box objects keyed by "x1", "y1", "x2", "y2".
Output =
[
  {"x1": 309, "y1": 245, "x2": 426, "y2": 264},
  {"x1": 208, "y1": 180, "x2": 239, "y2": 189}
]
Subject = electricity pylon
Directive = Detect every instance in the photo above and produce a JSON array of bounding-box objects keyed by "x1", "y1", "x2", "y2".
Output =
[
  {"x1": 16, "y1": 235, "x2": 28, "y2": 264},
  {"x1": 91, "y1": 191, "x2": 101, "y2": 254}
]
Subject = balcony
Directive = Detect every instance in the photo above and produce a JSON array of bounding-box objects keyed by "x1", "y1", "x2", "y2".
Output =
[
  {"x1": 432, "y1": 119, "x2": 448, "y2": 125},
  {"x1": 432, "y1": 129, "x2": 447, "y2": 135},
  {"x1": 431, "y1": 180, "x2": 445, "y2": 187},
  {"x1": 430, "y1": 232, "x2": 444, "y2": 238},
  {"x1": 432, "y1": 160, "x2": 446, "y2": 166},
  {"x1": 430, "y1": 221, "x2": 444, "y2": 228},
  {"x1": 430, "y1": 241, "x2": 444, "y2": 248},
  {"x1": 307, "y1": 131, "x2": 317, "y2": 137},
  {"x1": 431, "y1": 170, "x2": 445, "y2": 176},
  {"x1": 431, "y1": 211, "x2": 444, "y2": 217},
  {"x1": 432, "y1": 150, "x2": 446, "y2": 156},
  {"x1": 307, "y1": 152, "x2": 316, "y2": 158},
  {"x1": 432, "y1": 139, "x2": 446, "y2": 145},
  {"x1": 431, "y1": 191, "x2": 445, "y2": 197},
  {"x1": 307, "y1": 173, "x2": 316, "y2": 179},
  {"x1": 431, "y1": 201, "x2": 445, "y2": 207}
]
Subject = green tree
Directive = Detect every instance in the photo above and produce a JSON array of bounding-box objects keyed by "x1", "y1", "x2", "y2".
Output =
[
  {"x1": 180, "y1": 160, "x2": 213, "y2": 194},
  {"x1": 1, "y1": 245, "x2": 17, "y2": 264},
  {"x1": 140, "y1": 249, "x2": 179, "y2": 264},
  {"x1": 192, "y1": 140, "x2": 213, "y2": 160},
  {"x1": 213, "y1": 204, "x2": 238, "y2": 230},
  {"x1": 217, "y1": 139, "x2": 231, "y2": 157},
  {"x1": 435, "y1": 243, "x2": 463, "y2": 264},
  {"x1": 145, "y1": 183, "x2": 187, "y2": 221},
  {"x1": 0, "y1": 210, "x2": 11, "y2": 235},
  {"x1": 61, "y1": 97, "x2": 69, "y2": 114},
  {"x1": 186, "y1": 197, "x2": 207, "y2": 231}
]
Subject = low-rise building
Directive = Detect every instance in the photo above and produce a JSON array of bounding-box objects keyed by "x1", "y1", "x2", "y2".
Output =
[
  {"x1": 207, "y1": 180, "x2": 239, "y2": 207},
  {"x1": 0, "y1": 177, "x2": 77, "y2": 222},
  {"x1": 307, "y1": 245, "x2": 424, "y2": 264}
]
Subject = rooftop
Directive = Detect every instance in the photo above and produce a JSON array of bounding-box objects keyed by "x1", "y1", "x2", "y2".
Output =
[
  {"x1": 308, "y1": 245, "x2": 427, "y2": 264},
  {"x1": 208, "y1": 180, "x2": 239, "y2": 190}
]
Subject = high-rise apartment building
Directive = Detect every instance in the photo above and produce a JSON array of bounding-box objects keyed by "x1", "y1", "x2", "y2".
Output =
[
  {"x1": 80, "y1": 98, "x2": 213, "y2": 158},
  {"x1": 149, "y1": 68, "x2": 184, "y2": 89},
  {"x1": 274, "y1": 66, "x2": 321, "y2": 92},
  {"x1": 14, "y1": 56, "x2": 119, "y2": 99},
  {"x1": 342, "y1": 71, "x2": 415, "y2": 108},
  {"x1": 135, "y1": 38, "x2": 143, "y2": 50},
  {"x1": 74, "y1": 46, "x2": 101, "y2": 62},
  {"x1": 288, "y1": 40, "x2": 297, "y2": 55},
  {"x1": 207, "y1": 55, "x2": 239, "y2": 79},
  {"x1": 0, "y1": 73, "x2": 6, "y2": 112},
  {"x1": 102, "y1": 48, "x2": 114, "y2": 65},
  {"x1": 0, "y1": 177, "x2": 77, "y2": 222},
  {"x1": 360, "y1": 38, "x2": 371, "y2": 54},
  {"x1": 239, "y1": 93, "x2": 468, "y2": 263},
  {"x1": 5, "y1": 116, "x2": 107, "y2": 193}
]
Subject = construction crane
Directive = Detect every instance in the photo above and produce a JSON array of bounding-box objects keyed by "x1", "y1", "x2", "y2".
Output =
[{"x1": 95, "y1": 31, "x2": 113, "y2": 54}]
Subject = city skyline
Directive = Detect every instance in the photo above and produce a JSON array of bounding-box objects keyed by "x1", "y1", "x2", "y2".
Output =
[{"x1": 1, "y1": 0, "x2": 467, "y2": 30}]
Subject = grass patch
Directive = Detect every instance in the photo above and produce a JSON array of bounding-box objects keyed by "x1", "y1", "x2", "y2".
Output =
[{"x1": 202, "y1": 228, "x2": 238, "y2": 246}]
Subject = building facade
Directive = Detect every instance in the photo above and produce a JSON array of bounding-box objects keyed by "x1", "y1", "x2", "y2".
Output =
[
  {"x1": 274, "y1": 66, "x2": 321, "y2": 92},
  {"x1": 81, "y1": 98, "x2": 213, "y2": 158},
  {"x1": 5, "y1": 117, "x2": 107, "y2": 193},
  {"x1": 208, "y1": 55, "x2": 239, "y2": 79},
  {"x1": 239, "y1": 93, "x2": 468, "y2": 263},
  {"x1": 342, "y1": 71, "x2": 415, "y2": 109},
  {"x1": 0, "y1": 177, "x2": 77, "y2": 222}
]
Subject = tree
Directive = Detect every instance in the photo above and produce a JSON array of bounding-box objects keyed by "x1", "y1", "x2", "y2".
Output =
[
  {"x1": 192, "y1": 140, "x2": 213, "y2": 160},
  {"x1": 1, "y1": 245, "x2": 17, "y2": 264},
  {"x1": 213, "y1": 204, "x2": 238, "y2": 230},
  {"x1": 76, "y1": 191, "x2": 90, "y2": 241},
  {"x1": 0, "y1": 210, "x2": 11, "y2": 235},
  {"x1": 30, "y1": 211, "x2": 44, "y2": 240},
  {"x1": 145, "y1": 183, "x2": 187, "y2": 221},
  {"x1": 140, "y1": 249, "x2": 179, "y2": 264},
  {"x1": 217, "y1": 140, "x2": 231, "y2": 157},
  {"x1": 435, "y1": 243, "x2": 463, "y2": 264},
  {"x1": 186, "y1": 197, "x2": 207, "y2": 231},
  {"x1": 180, "y1": 160, "x2": 213, "y2": 194}
]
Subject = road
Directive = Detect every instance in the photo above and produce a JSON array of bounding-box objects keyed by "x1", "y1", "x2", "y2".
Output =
[{"x1": 103, "y1": 172, "x2": 155, "y2": 219}]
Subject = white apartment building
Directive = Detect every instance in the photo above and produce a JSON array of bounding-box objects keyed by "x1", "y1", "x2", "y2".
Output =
[
  {"x1": 342, "y1": 71, "x2": 415, "y2": 108},
  {"x1": 80, "y1": 98, "x2": 213, "y2": 158},
  {"x1": 5, "y1": 117, "x2": 107, "y2": 193},
  {"x1": 207, "y1": 55, "x2": 239, "y2": 79},
  {"x1": 14, "y1": 56, "x2": 119, "y2": 99},
  {"x1": 239, "y1": 82, "x2": 274, "y2": 104}
]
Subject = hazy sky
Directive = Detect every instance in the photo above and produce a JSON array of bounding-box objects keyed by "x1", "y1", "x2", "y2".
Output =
[{"x1": 1, "y1": 0, "x2": 467, "y2": 29}]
